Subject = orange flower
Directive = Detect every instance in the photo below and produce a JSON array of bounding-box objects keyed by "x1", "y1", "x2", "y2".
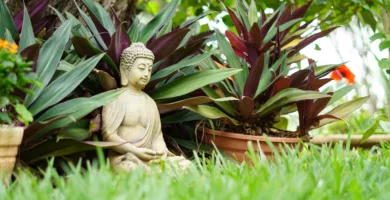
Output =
[
  {"x1": 9, "y1": 43, "x2": 18, "y2": 54},
  {"x1": 330, "y1": 64, "x2": 355, "y2": 85},
  {"x1": 0, "y1": 39, "x2": 18, "y2": 54},
  {"x1": 0, "y1": 40, "x2": 8, "y2": 49}
]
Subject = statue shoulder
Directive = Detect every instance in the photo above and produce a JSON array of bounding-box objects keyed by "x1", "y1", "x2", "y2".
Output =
[
  {"x1": 143, "y1": 92, "x2": 155, "y2": 102},
  {"x1": 143, "y1": 92, "x2": 158, "y2": 107},
  {"x1": 104, "y1": 91, "x2": 126, "y2": 110}
]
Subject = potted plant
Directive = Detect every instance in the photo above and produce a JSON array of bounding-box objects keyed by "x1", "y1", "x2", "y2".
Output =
[
  {"x1": 186, "y1": 1, "x2": 369, "y2": 161},
  {"x1": 0, "y1": 40, "x2": 37, "y2": 178}
]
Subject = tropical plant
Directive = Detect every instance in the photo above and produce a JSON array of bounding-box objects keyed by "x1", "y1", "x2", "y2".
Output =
[
  {"x1": 56, "y1": 0, "x2": 240, "y2": 110},
  {"x1": 0, "y1": 40, "x2": 37, "y2": 126},
  {"x1": 0, "y1": 0, "x2": 244, "y2": 164},
  {"x1": 186, "y1": 0, "x2": 369, "y2": 139}
]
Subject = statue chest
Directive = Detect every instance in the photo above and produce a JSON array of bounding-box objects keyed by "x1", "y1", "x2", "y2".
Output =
[{"x1": 121, "y1": 94, "x2": 149, "y2": 128}]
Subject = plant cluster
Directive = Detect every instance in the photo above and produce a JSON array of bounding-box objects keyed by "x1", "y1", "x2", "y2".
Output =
[
  {"x1": 0, "y1": 40, "x2": 36, "y2": 126},
  {"x1": 187, "y1": 1, "x2": 368, "y2": 139}
]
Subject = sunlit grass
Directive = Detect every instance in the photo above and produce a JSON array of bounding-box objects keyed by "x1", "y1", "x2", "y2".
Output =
[{"x1": 1, "y1": 142, "x2": 390, "y2": 200}]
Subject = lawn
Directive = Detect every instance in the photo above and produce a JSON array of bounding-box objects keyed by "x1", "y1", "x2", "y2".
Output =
[{"x1": 2, "y1": 142, "x2": 390, "y2": 200}]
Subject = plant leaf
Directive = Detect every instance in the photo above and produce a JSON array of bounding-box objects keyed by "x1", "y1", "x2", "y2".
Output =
[
  {"x1": 31, "y1": 89, "x2": 125, "y2": 141},
  {"x1": 106, "y1": 23, "x2": 131, "y2": 65},
  {"x1": 57, "y1": 120, "x2": 91, "y2": 141},
  {"x1": 291, "y1": 1, "x2": 313, "y2": 19},
  {"x1": 370, "y1": 32, "x2": 385, "y2": 42},
  {"x1": 162, "y1": 110, "x2": 204, "y2": 124},
  {"x1": 148, "y1": 27, "x2": 191, "y2": 62},
  {"x1": 158, "y1": 96, "x2": 237, "y2": 114},
  {"x1": 96, "y1": 70, "x2": 118, "y2": 91},
  {"x1": 72, "y1": 36, "x2": 119, "y2": 75},
  {"x1": 0, "y1": 113, "x2": 12, "y2": 124},
  {"x1": 256, "y1": 88, "x2": 330, "y2": 117},
  {"x1": 379, "y1": 40, "x2": 390, "y2": 51},
  {"x1": 216, "y1": 31, "x2": 245, "y2": 95},
  {"x1": 29, "y1": 54, "x2": 105, "y2": 115},
  {"x1": 361, "y1": 119, "x2": 379, "y2": 144},
  {"x1": 82, "y1": 0, "x2": 115, "y2": 35},
  {"x1": 138, "y1": 0, "x2": 179, "y2": 43},
  {"x1": 225, "y1": 6, "x2": 245, "y2": 39},
  {"x1": 127, "y1": 17, "x2": 140, "y2": 41},
  {"x1": 326, "y1": 85, "x2": 354, "y2": 106},
  {"x1": 21, "y1": 139, "x2": 125, "y2": 163},
  {"x1": 201, "y1": 85, "x2": 239, "y2": 117},
  {"x1": 13, "y1": 0, "x2": 48, "y2": 32},
  {"x1": 151, "y1": 69, "x2": 242, "y2": 99},
  {"x1": 0, "y1": 0, "x2": 17, "y2": 39},
  {"x1": 244, "y1": 55, "x2": 265, "y2": 97},
  {"x1": 19, "y1": 6, "x2": 36, "y2": 53},
  {"x1": 15, "y1": 103, "x2": 33, "y2": 124},
  {"x1": 180, "y1": 12, "x2": 212, "y2": 28},
  {"x1": 360, "y1": 8, "x2": 376, "y2": 31},
  {"x1": 248, "y1": 0, "x2": 258, "y2": 26},
  {"x1": 151, "y1": 52, "x2": 212, "y2": 81},
  {"x1": 20, "y1": 43, "x2": 40, "y2": 72},
  {"x1": 320, "y1": 96, "x2": 370, "y2": 126},
  {"x1": 24, "y1": 20, "x2": 73, "y2": 107},
  {"x1": 273, "y1": 117, "x2": 288, "y2": 130},
  {"x1": 239, "y1": 96, "x2": 254, "y2": 120},
  {"x1": 184, "y1": 105, "x2": 240, "y2": 125},
  {"x1": 75, "y1": 2, "x2": 108, "y2": 50}
]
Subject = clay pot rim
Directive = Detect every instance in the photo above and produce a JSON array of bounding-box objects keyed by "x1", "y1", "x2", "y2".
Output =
[{"x1": 197, "y1": 125, "x2": 301, "y2": 143}]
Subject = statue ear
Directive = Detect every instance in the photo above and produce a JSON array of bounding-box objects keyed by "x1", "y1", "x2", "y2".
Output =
[{"x1": 120, "y1": 69, "x2": 128, "y2": 86}]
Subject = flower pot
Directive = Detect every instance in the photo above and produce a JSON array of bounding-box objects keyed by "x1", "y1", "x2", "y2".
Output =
[
  {"x1": 0, "y1": 126, "x2": 24, "y2": 180},
  {"x1": 197, "y1": 126, "x2": 300, "y2": 162}
]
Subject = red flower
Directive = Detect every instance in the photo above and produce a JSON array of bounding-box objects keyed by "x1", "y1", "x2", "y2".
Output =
[{"x1": 330, "y1": 64, "x2": 355, "y2": 85}]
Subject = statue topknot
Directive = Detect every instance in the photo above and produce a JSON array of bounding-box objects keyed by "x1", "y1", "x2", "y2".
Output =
[{"x1": 120, "y1": 43, "x2": 155, "y2": 71}]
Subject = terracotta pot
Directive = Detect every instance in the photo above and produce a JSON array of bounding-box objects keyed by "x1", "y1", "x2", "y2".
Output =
[
  {"x1": 0, "y1": 126, "x2": 24, "y2": 180},
  {"x1": 198, "y1": 126, "x2": 300, "y2": 162}
]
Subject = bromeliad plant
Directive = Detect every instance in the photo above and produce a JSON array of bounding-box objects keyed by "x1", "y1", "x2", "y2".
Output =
[{"x1": 187, "y1": 0, "x2": 369, "y2": 139}]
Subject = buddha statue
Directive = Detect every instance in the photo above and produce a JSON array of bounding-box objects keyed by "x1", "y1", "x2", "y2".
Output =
[{"x1": 102, "y1": 43, "x2": 191, "y2": 172}]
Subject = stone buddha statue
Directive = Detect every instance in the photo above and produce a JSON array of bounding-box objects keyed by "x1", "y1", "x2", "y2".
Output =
[{"x1": 102, "y1": 43, "x2": 191, "y2": 172}]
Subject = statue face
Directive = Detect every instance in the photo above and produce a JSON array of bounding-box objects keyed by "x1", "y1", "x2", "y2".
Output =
[{"x1": 125, "y1": 57, "x2": 153, "y2": 89}]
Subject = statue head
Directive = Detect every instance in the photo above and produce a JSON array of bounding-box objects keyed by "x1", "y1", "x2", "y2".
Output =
[{"x1": 119, "y1": 43, "x2": 154, "y2": 90}]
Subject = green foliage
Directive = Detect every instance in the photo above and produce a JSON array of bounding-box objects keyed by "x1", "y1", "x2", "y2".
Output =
[
  {"x1": 18, "y1": 6, "x2": 35, "y2": 53},
  {"x1": 0, "y1": 47, "x2": 36, "y2": 125},
  {"x1": 24, "y1": 20, "x2": 73, "y2": 107},
  {"x1": 0, "y1": 0, "x2": 17, "y2": 39}
]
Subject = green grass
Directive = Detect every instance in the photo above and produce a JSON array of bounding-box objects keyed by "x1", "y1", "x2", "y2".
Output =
[{"x1": 2, "y1": 143, "x2": 390, "y2": 200}]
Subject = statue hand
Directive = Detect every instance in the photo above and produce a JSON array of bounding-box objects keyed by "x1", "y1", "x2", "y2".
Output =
[
  {"x1": 155, "y1": 150, "x2": 176, "y2": 159},
  {"x1": 133, "y1": 148, "x2": 160, "y2": 161}
]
